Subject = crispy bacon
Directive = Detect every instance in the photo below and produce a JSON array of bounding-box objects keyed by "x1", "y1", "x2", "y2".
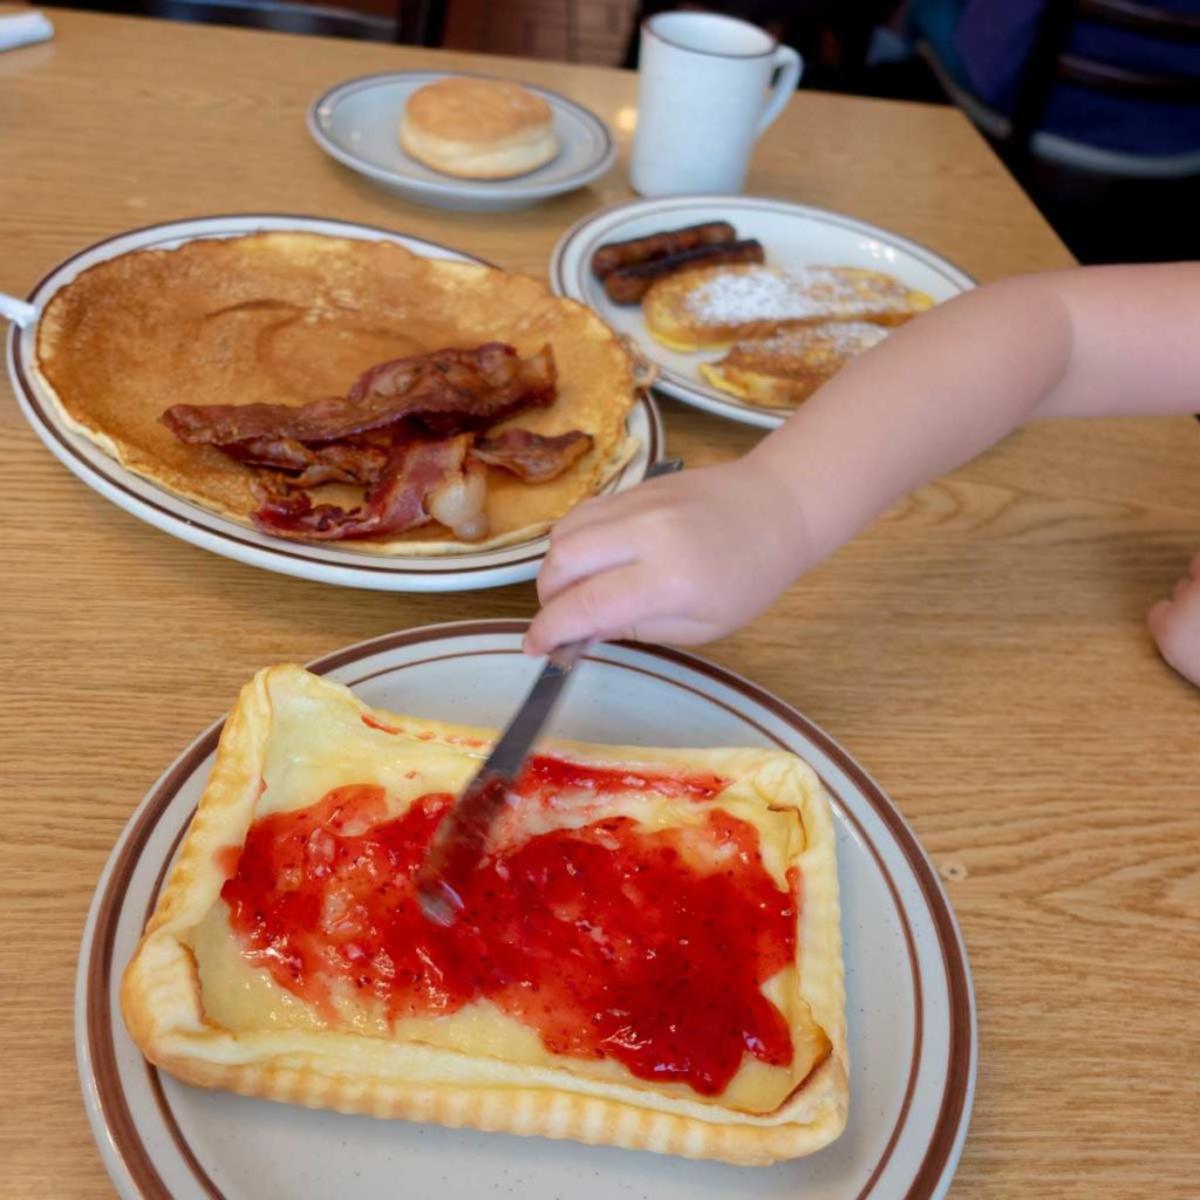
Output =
[
  {"x1": 253, "y1": 435, "x2": 482, "y2": 542},
  {"x1": 220, "y1": 435, "x2": 391, "y2": 488},
  {"x1": 162, "y1": 344, "x2": 557, "y2": 446},
  {"x1": 158, "y1": 342, "x2": 589, "y2": 544},
  {"x1": 471, "y1": 429, "x2": 594, "y2": 482}
]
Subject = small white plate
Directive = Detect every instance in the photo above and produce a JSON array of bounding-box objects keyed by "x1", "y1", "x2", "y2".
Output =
[
  {"x1": 6, "y1": 214, "x2": 660, "y2": 592},
  {"x1": 309, "y1": 72, "x2": 616, "y2": 212},
  {"x1": 77, "y1": 622, "x2": 977, "y2": 1200},
  {"x1": 551, "y1": 195, "x2": 976, "y2": 429}
]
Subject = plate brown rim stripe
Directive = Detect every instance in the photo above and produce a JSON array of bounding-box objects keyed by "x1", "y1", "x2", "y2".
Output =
[
  {"x1": 548, "y1": 194, "x2": 977, "y2": 426},
  {"x1": 638, "y1": 640, "x2": 975, "y2": 1197},
  {"x1": 315, "y1": 622, "x2": 971, "y2": 1196},
  {"x1": 9, "y1": 216, "x2": 536, "y2": 575},
  {"x1": 536, "y1": 650, "x2": 925, "y2": 1200},
  {"x1": 550, "y1": 193, "x2": 980, "y2": 297},
  {"x1": 119, "y1": 643, "x2": 923, "y2": 1199},
  {"x1": 574, "y1": 210, "x2": 976, "y2": 298},
  {"x1": 126, "y1": 648, "x2": 907, "y2": 1200},
  {"x1": 88, "y1": 723, "x2": 226, "y2": 1200},
  {"x1": 9, "y1": 214, "x2": 657, "y2": 576},
  {"x1": 147, "y1": 1066, "x2": 224, "y2": 1200},
  {"x1": 310, "y1": 70, "x2": 615, "y2": 194},
  {"x1": 11, "y1": 348, "x2": 656, "y2": 575},
  {"x1": 329, "y1": 638, "x2": 926, "y2": 1200},
  {"x1": 141, "y1": 748, "x2": 233, "y2": 1200},
  {"x1": 13, "y1": 327, "x2": 656, "y2": 572},
  {"x1": 86, "y1": 621, "x2": 970, "y2": 1198}
]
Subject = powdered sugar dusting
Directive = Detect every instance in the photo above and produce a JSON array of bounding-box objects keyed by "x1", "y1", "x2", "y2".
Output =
[
  {"x1": 744, "y1": 320, "x2": 889, "y2": 359},
  {"x1": 684, "y1": 266, "x2": 912, "y2": 325}
]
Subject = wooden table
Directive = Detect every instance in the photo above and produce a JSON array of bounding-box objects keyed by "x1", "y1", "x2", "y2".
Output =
[{"x1": 2, "y1": 9, "x2": 1197, "y2": 1198}]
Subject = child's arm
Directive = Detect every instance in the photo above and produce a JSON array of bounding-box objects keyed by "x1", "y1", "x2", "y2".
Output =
[{"x1": 525, "y1": 262, "x2": 1200, "y2": 655}]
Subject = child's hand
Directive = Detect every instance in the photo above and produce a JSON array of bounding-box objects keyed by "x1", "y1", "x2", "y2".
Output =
[
  {"x1": 1147, "y1": 555, "x2": 1200, "y2": 687},
  {"x1": 524, "y1": 459, "x2": 808, "y2": 655}
]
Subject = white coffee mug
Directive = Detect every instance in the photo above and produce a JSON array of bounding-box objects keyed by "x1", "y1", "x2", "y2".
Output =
[{"x1": 630, "y1": 12, "x2": 803, "y2": 197}]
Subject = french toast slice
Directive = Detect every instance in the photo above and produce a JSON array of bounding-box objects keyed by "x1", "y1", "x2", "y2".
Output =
[
  {"x1": 643, "y1": 263, "x2": 932, "y2": 351},
  {"x1": 700, "y1": 321, "x2": 889, "y2": 408}
]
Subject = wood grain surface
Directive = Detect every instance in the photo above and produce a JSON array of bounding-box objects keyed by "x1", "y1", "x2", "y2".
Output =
[{"x1": 1, "y1": 10, "x2": 1197, "y2": 1198}]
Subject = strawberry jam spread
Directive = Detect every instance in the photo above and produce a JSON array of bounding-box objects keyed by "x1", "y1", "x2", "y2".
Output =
[{"x1": 220, "y1": 757, "x2": 798, "y2": 1096}]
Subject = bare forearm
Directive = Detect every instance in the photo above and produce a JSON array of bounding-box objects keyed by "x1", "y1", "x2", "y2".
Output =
[
  {"x1": 526, "y1": 262, "x2": 1200, "y2": 654},
  {"x1": 748, "y1": 263, "x2": 1200, "y2": 569}
]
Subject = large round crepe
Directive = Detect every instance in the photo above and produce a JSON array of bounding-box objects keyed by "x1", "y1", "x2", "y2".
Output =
[{"x1": 36, "y1": 232, "x2": 638, "y2": 554}]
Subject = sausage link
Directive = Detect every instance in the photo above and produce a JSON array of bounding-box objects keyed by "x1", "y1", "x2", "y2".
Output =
[
  {"x1": 603, "y1": 239, "x2": 765, "y2": 305},
  {"x1": 591, "y1": 221, "x2": 737, "y2": 279}
]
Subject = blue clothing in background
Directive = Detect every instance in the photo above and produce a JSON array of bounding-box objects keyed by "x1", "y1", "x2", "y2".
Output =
[{"x1": 916, "y1": 0, "x2": 1200, "y2": 157}]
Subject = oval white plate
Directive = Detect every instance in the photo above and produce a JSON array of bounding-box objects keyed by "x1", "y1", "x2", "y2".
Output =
[
  {"x1": 309, "y1": 72, "x2": 616, "y2": 212},
  {"x1": 77, "y1": 621, "x2": 976, "y2": 1200},
  {"x1": 551, "y1": 195, "x2": 976, "y2": 429},
  {"x1": 6, "y1": 214, "x2": 660, "y2": 592}
]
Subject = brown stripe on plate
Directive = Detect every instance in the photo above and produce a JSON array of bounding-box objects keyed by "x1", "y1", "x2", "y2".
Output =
[
  {"x1": 551, "y1": 195, "x2": 978, "y2": 299},
  {"x1": 312, "y1": 72, "x2": 616, "y2": 194},
  {"x1": 86, "y1": 620, "x2": 971, "y2": 1199},
  {"x1": 645, "y1": 640, "x2": 974, "y2": 1197},
  {"x1": 549, "y1": 196, "x2": 977, "y2": 425},
  {"x1": 10, "y1": 216, "x2": 659, "y2": 577},
  {"x1": 88, "y1": 720, "x2": 226, "y2": 1200}
]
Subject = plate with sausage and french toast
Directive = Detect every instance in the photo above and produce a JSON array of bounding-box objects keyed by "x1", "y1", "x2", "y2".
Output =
[
  {"x1": 77, "y1": 622, "x2": 976, "y2": 1199},
  {"x1": 551, "y1": 196, "x2": 975, "y2": 429},
  {"x1": 309, "y1": 72, "x2": 615, "y2": 211}
]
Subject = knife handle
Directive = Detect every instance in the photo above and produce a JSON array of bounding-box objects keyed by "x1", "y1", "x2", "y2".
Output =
[{"x1": 647, "y1": 457, "x2": 683, "y2": 479}]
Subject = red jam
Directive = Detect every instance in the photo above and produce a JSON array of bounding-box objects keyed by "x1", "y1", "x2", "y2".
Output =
[
  {"x1": 220, "y1": 764, "x2": 798, "y2": 1096},
  {"x1": 513, "y1": 755, "x2": 726, "y2": 801},
  {"x1": 360, "y1": 714, "x2": 402, "y2": 735}
]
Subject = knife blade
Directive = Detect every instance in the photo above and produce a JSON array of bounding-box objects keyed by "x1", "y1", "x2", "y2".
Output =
[{"x1": 416, "y1": 456, "x2": 683, "y2": 926}]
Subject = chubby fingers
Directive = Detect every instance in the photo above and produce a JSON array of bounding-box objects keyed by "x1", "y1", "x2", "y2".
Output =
[
  {"x1": 537, "y1": 484, "x2": 677, "y2": 604},
  {"x1": 525, "y1": 551, "x2": 710, "y2": 654},
  {"x1": 525, "y1": 563, "x2": 656, "y2": 654},
  {"x1": 537, "y1": 518, "x2": 640, "y2": 605},
  {"x1": 1147, "y1": 571, "x2": 1200, "y2": 686}
]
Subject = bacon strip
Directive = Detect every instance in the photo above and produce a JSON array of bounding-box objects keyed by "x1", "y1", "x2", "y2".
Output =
[
  {"x1": 253, "y1": 435, "x2": 475, "y2": 541},
  {"x1": 161, "y1": 344, "x2": 557, "y2": 445},
  {"x1": 158, "y1": 342, "x2": 592, "y2": 544},
  {"x1": 471, "y1": 429, "x2": 594, "y2": 483},
  {"x1": 220, "y1": 436, "x2": 391, "y2": 488}
]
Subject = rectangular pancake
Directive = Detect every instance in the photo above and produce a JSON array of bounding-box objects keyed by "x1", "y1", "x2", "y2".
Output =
[{"x1": 121, "y1": 665, "x2": 848, "y2": 1165}]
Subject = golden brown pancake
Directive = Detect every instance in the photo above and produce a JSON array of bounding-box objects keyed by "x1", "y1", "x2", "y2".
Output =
[
  {"x1": 35, "y1": 232, "x2": 637, "y2": 554},
  {"x1": 699, "y1": 321, "x2": 889, "y2": 409}
]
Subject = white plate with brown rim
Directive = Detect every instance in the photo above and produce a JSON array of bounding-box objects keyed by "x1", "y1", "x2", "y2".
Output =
[
  {"x1": 4, "y1": 214, "x2": 661, "y2": 592},
  {"x1": 308, "y1": 72, "x2": 616, "y2": 212},
  {"x1": 76, "y1": 620, "x2": 976, "y2": 1200},
  {"x1": 550, "y1": 195, "x2": 975, "y2": 430}
]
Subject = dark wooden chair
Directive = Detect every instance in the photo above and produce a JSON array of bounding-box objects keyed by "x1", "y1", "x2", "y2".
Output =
[
  {"x1": 54, "y1": 0, "x2": 446, "y2": 44},
  {"x1": 918, "y1": 0, "x2": 1200, "y2": 260},
  {"x1": 1006, "y1": 0, "x2": 1200, "y2": 170}
]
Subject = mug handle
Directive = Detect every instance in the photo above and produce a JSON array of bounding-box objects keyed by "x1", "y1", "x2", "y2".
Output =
[{"x1": 756, "y1": 45, "x2": 803, "y2": 138}]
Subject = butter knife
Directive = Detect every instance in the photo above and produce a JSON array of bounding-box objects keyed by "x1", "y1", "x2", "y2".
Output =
[{"x1": 417, "y1": 456, "x2": 683, "y2": 925}]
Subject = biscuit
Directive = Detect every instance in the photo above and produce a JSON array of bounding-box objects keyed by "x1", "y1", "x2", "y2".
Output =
[{"x1": 401, "y1": 76, "x2": 559, "y2": 179}]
